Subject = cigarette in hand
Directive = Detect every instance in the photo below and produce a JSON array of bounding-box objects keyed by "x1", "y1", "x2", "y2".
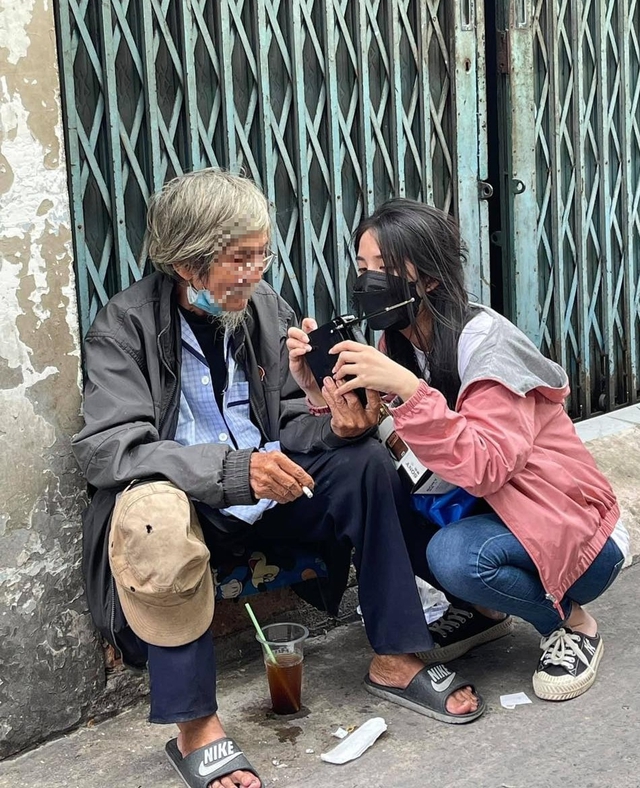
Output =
[{"x1": 302, "y1": 485, "x2": 314, "y2": 499}]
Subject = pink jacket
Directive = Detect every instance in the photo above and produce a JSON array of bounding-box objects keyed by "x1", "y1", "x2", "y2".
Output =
[{"x1": 392, "y1": 378, "x2": 619, "y2": 610}]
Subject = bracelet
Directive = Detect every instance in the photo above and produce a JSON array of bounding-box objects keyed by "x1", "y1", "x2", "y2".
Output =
[{"x1": 306, "y1": 398, "x2": 331, "y2": 416}]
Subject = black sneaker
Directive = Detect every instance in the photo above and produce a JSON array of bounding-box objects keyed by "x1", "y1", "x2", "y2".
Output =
[
  {"x1": 418, "y1": 606, "x2": 513, "y2": 665},
  {"x1": 532, "y1": 627, "x2": 603, "y2": 701}
]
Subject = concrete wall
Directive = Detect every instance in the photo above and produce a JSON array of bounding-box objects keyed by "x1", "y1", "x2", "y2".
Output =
[
  {"x1": 0, "y1": 0, "x2": 104, "y2": 759},
  {"x1": 0, "y1": 4, "x2": 353, "y2": 756}
]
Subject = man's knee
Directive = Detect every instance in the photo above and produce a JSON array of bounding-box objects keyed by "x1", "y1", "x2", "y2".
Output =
[
  {"x1": 110, "y1": 480, "x2": 215, "y2": 647},
  {"x1": 338, "y1": 438, "x2": 397, "y2": 476},
  {"x1": 329, "y1": 440, "x2": 410, "y2": 507}
]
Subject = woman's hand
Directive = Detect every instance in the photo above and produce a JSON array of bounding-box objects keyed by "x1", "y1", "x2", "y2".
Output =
[
  {"x1": 330, "y1": 340, "x2": 421, "y2": 402},
  {"x1": 286, "y1": 318, "x2": 325, "y2": 406},
  {"x1": 322, "y1": 377, "x2": 381, "y2": 438}
]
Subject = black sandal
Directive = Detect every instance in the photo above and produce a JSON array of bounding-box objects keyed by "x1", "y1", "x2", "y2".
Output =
[
  {"x1": 364, "y1": 664, "x2": 485, "y2": 724},
  {"x1": 165, "y1": 737, "x2": 263, "y2": 787}
]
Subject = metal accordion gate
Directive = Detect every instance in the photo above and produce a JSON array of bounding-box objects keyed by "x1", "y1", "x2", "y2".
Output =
[
  {"x1": 56, "y1": 0, "x2": 488, "y2": 333},
  {"x1": 498, "y1": 1, "x2": 640, "y2": 417},
  {"x1": 56, "y1": 0, "x2": 639, "y2": 418}
]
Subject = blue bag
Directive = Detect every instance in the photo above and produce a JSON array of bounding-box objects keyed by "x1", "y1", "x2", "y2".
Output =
[{"x1": 411, "y1": 486, "x2": 478, "y2": 528}]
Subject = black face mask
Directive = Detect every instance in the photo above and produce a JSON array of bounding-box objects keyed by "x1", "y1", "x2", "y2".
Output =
[{"x1": 351, "y1": 270, "x2": 421, "y2": 331}]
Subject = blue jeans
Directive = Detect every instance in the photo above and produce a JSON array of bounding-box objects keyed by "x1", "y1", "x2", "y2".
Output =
[{"x1": 426, "y1": 513, "x2": 624, "y2": 636}]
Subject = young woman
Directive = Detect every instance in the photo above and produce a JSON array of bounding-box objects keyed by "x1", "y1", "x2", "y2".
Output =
[{"x1": 288, "y1": 198, "x2": 628, "y2": 702}]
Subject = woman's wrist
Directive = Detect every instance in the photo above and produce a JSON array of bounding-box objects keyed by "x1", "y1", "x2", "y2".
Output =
[{"x1": 394, "y1": 371, "x2": 421, "y2": 403}]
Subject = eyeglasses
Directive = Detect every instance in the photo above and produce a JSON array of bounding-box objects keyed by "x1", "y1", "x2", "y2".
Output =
[
  {"x1": 232, "y1": 248, "x2": 276, "y2": 274},
  {"x1": 262, "y1": 250, "x2": 275, "y2": 274}
]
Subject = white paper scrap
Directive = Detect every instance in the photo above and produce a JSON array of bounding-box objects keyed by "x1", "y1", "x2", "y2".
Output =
[
  {"x1": 331, "y1": 727, "x2": 349, "y2": 739},
  {"x1": 500, "y1": 692, "x2": 532, "y2": 709},
  {"x1": 321, "y1": 717, "x2": 387, "y2": 765}
]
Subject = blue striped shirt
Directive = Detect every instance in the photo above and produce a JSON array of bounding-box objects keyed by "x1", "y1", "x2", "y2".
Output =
[{"x1": 174, "y1": 314, "x2": 278, "y2": 524}]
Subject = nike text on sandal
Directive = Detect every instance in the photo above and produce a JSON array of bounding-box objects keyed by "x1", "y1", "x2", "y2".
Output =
[
  {"x1": 532, "y1": 627, "x2": 604, "y2": 702},
  {"x1": 418, "y1": 607, "x2": 513, "y2": 665},
  {"x1": 165, "y1": 736, "x2": 263, "y2": 788},
  {"x1": 364, "y1": 664, "x2": 485, "y2": 724}
]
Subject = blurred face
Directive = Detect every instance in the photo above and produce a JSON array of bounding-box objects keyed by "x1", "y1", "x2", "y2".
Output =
[{"x1": 177, "y1": 231, "x2": 272, "y2": 313}]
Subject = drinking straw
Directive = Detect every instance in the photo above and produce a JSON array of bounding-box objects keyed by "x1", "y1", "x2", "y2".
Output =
[
  {"x1": 245, "y1": 604, "x2": 301, "y2": 713},
  {"x1": 245, "y1": 602, "x2": 277, "y2": 664}
]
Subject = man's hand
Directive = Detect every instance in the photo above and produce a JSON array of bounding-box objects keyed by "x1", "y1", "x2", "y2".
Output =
[
  {"x1": 322, "y1": 376, "x2": 381, "y2": 438},
  {"x1": 286, "y1": 318, "x2": 326, "y2": 406},
  {"x1": 249, "y1": 451, "x2": 314, "y2": 504}
]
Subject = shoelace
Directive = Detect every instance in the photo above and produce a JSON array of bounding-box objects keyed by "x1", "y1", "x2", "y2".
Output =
[
  {"x1": 539, "y1": 628, "x2": 591, "y2": 670},
  {"x1": 429, "y1": 607, "x2": 473, "y2": 636}
]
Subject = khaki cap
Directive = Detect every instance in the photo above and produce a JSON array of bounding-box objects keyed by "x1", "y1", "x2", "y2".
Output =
[{"x1": 109, "y1": 481, "x2": 214, "y2": 647}]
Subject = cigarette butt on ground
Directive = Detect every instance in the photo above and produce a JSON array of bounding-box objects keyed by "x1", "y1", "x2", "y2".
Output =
[{"x1": 302, "y1": 485, "x2": 314, "y2": 498}]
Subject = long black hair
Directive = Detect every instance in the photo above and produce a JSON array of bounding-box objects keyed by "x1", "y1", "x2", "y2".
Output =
[{"x1": 354, "y1": 198, "x2": 478, "y2": 408}]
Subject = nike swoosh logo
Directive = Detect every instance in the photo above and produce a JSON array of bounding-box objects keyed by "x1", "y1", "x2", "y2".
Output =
[
  {"x1": 431, "y1": 673, "x2": 455, "y2": 692},
  {"x1": 198, "y1": 751, "x2": 244, "y2": 777}
]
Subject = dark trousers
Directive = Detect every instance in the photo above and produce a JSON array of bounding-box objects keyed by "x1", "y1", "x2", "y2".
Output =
[{"x1": 137, "y1": 439, "x2": 438, "y2": 723}]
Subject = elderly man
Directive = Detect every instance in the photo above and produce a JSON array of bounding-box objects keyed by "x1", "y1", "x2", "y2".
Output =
[{"x1": 72, "y1": 169, "x2": 480, "y2": 788}]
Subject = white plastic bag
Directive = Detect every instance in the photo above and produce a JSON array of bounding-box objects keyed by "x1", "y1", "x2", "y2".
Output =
[
  {"x1": 415, "y1": 576, "x2": 449, "y2": 624},
  {"x1": 320, "y1": 718, "x2": 387, "y2": 764}
]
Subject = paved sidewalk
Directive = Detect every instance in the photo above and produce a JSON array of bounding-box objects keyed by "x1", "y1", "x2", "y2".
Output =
[{"x1": 2, "y1": 563, "x2": 638, "y2": 788}]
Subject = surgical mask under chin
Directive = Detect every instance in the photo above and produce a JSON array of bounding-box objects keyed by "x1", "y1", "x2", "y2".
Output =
[
  {"x1": 351, "y1": 270, "x2": 421, "y2": 331},
  {"x1": 186, "y1": 283, "x2": 223, "y2": 316}
]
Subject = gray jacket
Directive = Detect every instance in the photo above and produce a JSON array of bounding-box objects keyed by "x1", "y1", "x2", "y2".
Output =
[
  {"x1": 73, "y1": 272, "x2": 360, "y2": 663},
  {"x1": 72, "y1": 272, "x2": 352, "y2": 510}
]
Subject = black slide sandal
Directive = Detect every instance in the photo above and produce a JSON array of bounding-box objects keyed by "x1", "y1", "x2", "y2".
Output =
[
  {"x1": 364, "y1": 664, "x2": 485, "y2": 724},
  {"x1": 165, "y1": 737, "x2": 263, "y2": 787}
]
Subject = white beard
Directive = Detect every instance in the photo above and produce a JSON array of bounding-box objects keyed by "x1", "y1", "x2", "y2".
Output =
[{"x1": 216, "y1": 307, "x2": 248, "y2": 332}]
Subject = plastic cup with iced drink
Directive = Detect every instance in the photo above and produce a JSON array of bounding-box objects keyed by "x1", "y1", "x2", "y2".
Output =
[{"x1": 257, "y1": 622, "x2": 309, "y2": 714}]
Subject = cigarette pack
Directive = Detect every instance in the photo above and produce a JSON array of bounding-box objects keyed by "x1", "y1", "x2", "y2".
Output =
[{"x1": 377, "y1": 415, "x2": 456, "y2": 495}]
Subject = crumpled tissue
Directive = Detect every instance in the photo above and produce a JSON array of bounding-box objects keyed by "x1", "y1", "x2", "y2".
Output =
[{"x1": 320, "y1": 717, "x2": 387, "y2": 765}]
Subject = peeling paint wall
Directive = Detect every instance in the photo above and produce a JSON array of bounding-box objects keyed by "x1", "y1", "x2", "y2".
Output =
[{"x1": 0, "y1": 0, "x2": 104, "y2": 759}]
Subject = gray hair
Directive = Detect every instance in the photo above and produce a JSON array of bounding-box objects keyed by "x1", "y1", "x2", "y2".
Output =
[{"x1": 145, "y1": 168, "x2": 271, "y2": 280}]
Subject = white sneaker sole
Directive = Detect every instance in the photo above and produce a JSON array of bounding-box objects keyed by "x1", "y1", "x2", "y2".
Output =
[
  {"x1": 417, "y1": 616, "x2": 514, "y2": 666},
  {"x1": 532, "y1": 639, "x2": 604, "y2": 701}
]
